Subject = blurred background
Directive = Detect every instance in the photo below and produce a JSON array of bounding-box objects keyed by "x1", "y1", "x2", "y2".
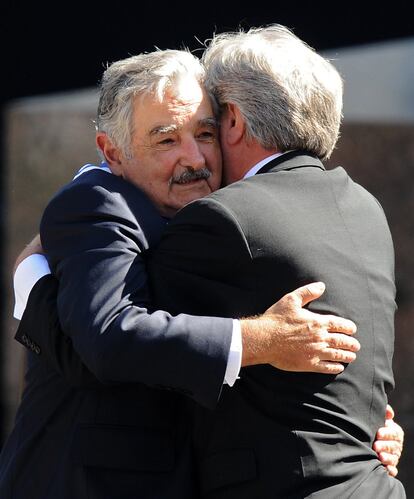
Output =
[{"x1": 1, "y1": 1, "x2": 413, "y2": 495}]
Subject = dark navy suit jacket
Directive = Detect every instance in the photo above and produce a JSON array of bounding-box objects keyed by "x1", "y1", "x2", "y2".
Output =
[{"x1": 0, "y1": 169, "x2": 233, "y2": 499}]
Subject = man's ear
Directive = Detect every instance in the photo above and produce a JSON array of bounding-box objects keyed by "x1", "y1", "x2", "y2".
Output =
[
  {"x1": 224, "y1": 103, "x2": 245, "y2": 145},
  {"x1": 96, "y1": 132, "x2": 123, "y2": 175}
]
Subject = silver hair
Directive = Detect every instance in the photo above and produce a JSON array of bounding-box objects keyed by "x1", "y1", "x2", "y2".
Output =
[
  {"x1": 201, "y1": 24, "x2": 343, "y2": 160},
  {"x1": 96, "y1": 49, "x2": 209, "y2": 157}
]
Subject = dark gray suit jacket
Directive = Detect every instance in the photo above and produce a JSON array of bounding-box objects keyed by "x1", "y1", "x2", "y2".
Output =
[
  {"x1": 0, "y1": 169, "x2": 232, "y2": 499},
  {"x1": 150, "y1": 151, "x2": 406, "y2": 498}
]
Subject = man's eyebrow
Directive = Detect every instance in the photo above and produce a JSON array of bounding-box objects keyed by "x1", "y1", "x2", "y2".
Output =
[
  {"x1": 149, "y1": 124, "x2": 178, "y2": 136},
  {"x1": 149, "y1": 118, "x2": 218, "y2": 136},
  {"x1": 200, "y1": 117, "x2": 219, "y2": 128}
]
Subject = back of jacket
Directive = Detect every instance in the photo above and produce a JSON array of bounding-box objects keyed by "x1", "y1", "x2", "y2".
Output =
[{"x1": 151, "y1": 153, "x2": 404, "y2": 498}]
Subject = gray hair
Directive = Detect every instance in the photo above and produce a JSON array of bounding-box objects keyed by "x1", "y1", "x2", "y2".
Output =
[
  {"x1": 202, "y1": 24, "x2": 343, "y2": 160},
  {"x1": 96, "y1": 49, "x2": 207, "y2": 157}
]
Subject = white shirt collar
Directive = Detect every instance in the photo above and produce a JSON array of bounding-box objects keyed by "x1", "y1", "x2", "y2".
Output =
[
  {"x1": 73, "y1": 161, "x2": 112, "y2": 180},
  {"x1": 243, "y1": 152, "x2": 286, "y2": 179}
]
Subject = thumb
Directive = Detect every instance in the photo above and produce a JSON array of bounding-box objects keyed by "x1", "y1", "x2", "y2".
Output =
[{"x1": 291, "y1": 282, "x2": 326, "y2": 307}]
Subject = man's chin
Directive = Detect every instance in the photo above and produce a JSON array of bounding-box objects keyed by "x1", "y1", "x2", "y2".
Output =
[
  {"x1": 173, "y1": 187, "x2": 212, "y2": 210},
  {"x1": 174, "y1": 180, "x2": 211, "y2": 196}
]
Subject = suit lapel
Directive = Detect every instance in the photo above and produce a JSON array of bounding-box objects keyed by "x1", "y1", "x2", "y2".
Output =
[{"x1": 256, "y1": 150, "x2": 326, "y2": 175}]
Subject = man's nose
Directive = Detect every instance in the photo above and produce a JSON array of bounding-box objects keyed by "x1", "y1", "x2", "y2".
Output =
[{"x1": 180, "y1": 138, "x2": 206, "y2": 170}]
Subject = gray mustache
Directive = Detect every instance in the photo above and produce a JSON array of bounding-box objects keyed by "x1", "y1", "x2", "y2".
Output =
[{"x1": 172, "y1": 168, "x2": 211, "y2": 185}]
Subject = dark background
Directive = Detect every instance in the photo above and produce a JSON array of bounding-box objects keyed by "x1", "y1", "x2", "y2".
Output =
[
  {"x1": 1, "y1": 0, "x2": 413, "y2": 483},
  {"x1": 2, "y1": 2, "x2": 414, "y2": 103}
]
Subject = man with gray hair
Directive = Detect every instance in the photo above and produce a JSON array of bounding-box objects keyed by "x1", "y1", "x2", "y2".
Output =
[
  {"x1": 1, "y1": 47, "x2": 364, "y2": 499},
  {"x1": 150, "y1": 25, "x2": 406, "y2": 497}
]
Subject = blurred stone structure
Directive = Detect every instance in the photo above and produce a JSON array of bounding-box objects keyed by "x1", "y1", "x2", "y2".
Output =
[
  {"x1": 324, "y1": 37, "x2": 414, "y2": 123},
  {"x1": 2, "y1": 39, "x2": 414, "y2": 494},
  {"x1": 2, "y1": 88, "x2": 99, "y2": 438},
  {"x1": 323, "y1": 39, "x2": 414, "y2": 492},
  {"x1": 326, "y1": 124, "x2": 414, "y2": 493}
]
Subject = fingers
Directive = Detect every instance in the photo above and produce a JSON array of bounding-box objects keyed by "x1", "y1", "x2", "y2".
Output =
[
  {"x1": 264, "y1": 282, "x2": 326, "y2": 316},
  {"x1": 377, "y1": 422, "x2": 404, "y2": 443},
  {"x1": 311, "y1": 361, "x2": 345, "y2": 375},
  {"x1": 323, "y1": 315, "x2": 357, "y2": 336},
  {"x1": 376, "y1": 434, "x2": 403, "y2": 457},
  {"x1": 378, "y1": 451, "x2": 400, "y2": 468},
  {"x1": 325, "y1": 332, "x2": 360, "y2": 353},
  {"x1": 385, "y1": 403, "x2": 395, "y2": 420},
  {"x1": 319, "y1": 347, "x2": 357, "y2": 364},
  {"x1": 298, "y1": 335, "x2": 360, "y2": 374},
  {"x1": 289, "y1": 282, "x2": 326, "y2": 307},
  {"x1": 386, "y1": 465, "x2": 398, "y2": 477},
  {"x1": 261, "y1": 288, "x2": 360, "y2": 374},
  {"x1": 374, "y1": 426, "x2": 403, "y2": 475},
  {"x1": 374, "y1": 440, "x2": 402, "y2": 457},
  {"x1": 270, "y1": 360, "x2": 345, "y2": 374}
]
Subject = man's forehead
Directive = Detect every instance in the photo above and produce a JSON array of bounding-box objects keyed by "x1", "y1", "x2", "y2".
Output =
[
  {"x1": 131, "y1": 78, "x2": 216, "y2": 138},
  {"x1": 136, "y1": 76, "x2": 207, "y2": 107},
  {"x1": 135, "y1": 91, "x2": 215, "y2": 131},
  {"x1": 170, "y1": 74, "x2": 206, "y2": 101}
]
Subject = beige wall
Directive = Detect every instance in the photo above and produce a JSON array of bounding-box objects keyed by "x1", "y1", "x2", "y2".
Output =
[
  {"x1": 327, "y1": 123, "x2": 414, "y2": 491},
  {"x1": 323, "y1": 38, "x2": 414, "y2": 123},
  {"x1": 2, "y1": 90, "x2": 99, "y2": 434}
]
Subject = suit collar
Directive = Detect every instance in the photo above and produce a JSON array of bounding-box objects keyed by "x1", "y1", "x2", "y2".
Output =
[{"x1": 256, "y1": 150, "x2": 325, "y2": 175}]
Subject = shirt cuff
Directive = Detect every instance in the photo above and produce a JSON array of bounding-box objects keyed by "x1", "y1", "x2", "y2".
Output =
[
  {"x1": 223, "y1": 319, "x2": 242, "y2": 386},
  {"x1": 13, "y1": 254, "x2": 52, "y2": 320}
]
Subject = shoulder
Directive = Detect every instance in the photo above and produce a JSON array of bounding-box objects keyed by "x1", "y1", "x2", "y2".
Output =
[
  {"x1": 41, "y1": 169, "x2": 166, "y2": 245},
  {"x1": 172, "y1": 189, "x2": 239, "y2": 228},
  {"x1": 328, "y1": 166, "x2": 387, "y2": 210},
  {"x1": 44, "y1": 169, "x2": 159, "y2": 219},
  {"x1": 176, "y1": 177, "x2": 255, "y2": 218},
  {"x1": 172, "y1": 175, "x2": 273, "y2": 232},
  {"x1": 167, "y1": 184, "x2": 251, "y2": 249},
  {"x1": 52, "y1": 169, "x2": 149, "y2": 206}
]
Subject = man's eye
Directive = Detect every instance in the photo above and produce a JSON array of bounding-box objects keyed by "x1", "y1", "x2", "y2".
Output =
[
  {"x1": 197, "y1": 131, "x2": 216, "y2": 141},
  {"x1": 158, "y1": 138, "x2": 175, "y2": 146}
]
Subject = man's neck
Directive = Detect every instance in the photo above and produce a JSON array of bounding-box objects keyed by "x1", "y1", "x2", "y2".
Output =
[
  {"x1": 224, "y1": 145, "x2": 280, "y2": 185},
  {"x1": 243, "y1": 152, "x2": 285, "y2": 179}
]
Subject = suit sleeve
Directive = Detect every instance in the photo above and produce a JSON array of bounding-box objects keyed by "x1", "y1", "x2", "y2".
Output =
[
  {"x1": 39, "y1": 180, "x2": 233, "y2": 409},
  {"x1": 15, "y1": 274, "x2": 99, "y2": 388}
]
